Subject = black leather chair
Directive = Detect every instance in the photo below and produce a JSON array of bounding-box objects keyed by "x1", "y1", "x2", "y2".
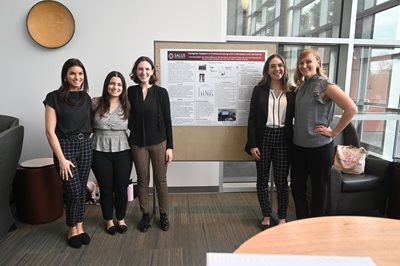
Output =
[
  {"x1": 0, "y1": 116, "x2": 24, "y2": 239},
  {"x1": 328, "y1": 118, "x2": 391, "y2": 216}
]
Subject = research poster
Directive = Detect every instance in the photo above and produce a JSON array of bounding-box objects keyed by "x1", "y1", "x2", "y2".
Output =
[{"x1": 160, "y1": 49, "x2": 267, "y2": 126}]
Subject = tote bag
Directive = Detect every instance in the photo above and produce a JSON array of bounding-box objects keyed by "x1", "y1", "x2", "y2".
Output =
[{"x1": 334, "y1": 145, "x2": 368, "y2": 175}]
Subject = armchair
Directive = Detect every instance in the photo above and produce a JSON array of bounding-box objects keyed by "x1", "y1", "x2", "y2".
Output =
[
  {"x1": 0, "y1": 116, "x2": 24, "y2": 239},
  {"x1": 0, "y1": 115, "x2": 19, "y2": 132},
  {"x1": 328, "y1": 118, "x2": 390, "y2": 216}
]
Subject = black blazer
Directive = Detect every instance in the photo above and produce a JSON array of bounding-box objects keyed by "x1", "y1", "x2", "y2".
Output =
[{"x1": 245, "y1": 84, "x2": 296, "y2": 156}]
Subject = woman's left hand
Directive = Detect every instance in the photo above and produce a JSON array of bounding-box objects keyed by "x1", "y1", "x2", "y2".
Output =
[
  {"x1": 314, "y1": 125, "x2": 335, "y2": 137},
  {"x1": 165, "y1": 149, "x2": 173, "y2": 164}
]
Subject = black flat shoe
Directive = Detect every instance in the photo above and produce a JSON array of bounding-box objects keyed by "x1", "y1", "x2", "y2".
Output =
[
  {"x1": 138, "y1": 213, "x2": 150, "y2": 232},
  {"x1": 259, "y1": 222, "x2": 271, "y2": 231},
  {"x1": 79, "y1": 233, "x2": 91, "y2": 245},
  {"x1": 106, "y1": 225, "x2": 117, "y2": 235},
  {"x1": 68, "y1": 235, "x2": 82, "y2": 248},
  {"x1": 259, "y1": 223, "x2": 270, "y2": 230},
  {"x1": 117, "y1": 224, "x2": 128, "y2": 234}
]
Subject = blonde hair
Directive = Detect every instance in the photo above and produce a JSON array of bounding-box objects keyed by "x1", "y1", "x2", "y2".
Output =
[{"x1": 294, "y1": 48, "x2": 327, "y2": 88}]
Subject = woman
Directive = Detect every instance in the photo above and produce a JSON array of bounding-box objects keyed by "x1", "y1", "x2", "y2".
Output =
[
  {"x1": 128, "y1": 56, "x2": 173, "y2": 232},
  {"x1": 245, "y1": 54, "x2": 295, "y2": 230},
  {"x1": 91, "y1": 71, "x2": 132, "y2": 235},
  {"x1": 291, "y1": 49, "x2": 357, "y2": 219},
  {"x1": 43, "y1": 58, "x2": 92, "y2": 248}
]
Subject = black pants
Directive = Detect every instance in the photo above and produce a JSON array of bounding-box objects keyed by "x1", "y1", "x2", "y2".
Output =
[
  {"x1": 290, "y1": 142, "x2": 334, "y2": 219},
  {"x1": 256, "y1": 127, "x2": 289, "y2": 219},
  {"x1": 92, "y1": 150, "x2": 132, "y2": 220},
  {"x1": 54, "y1": 137, "x2": 92, "y2": 227}
]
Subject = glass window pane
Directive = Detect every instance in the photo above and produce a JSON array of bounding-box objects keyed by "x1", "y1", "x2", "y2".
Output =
[
  {"x1": 355, "y1": 120, "x2": 385, "y2": 154},
  {"x1": 351, "y1": 47, "x2": 400, "y2": 109},
  {"x1": 356, "y1": 2, "x2": 400, "y2": 40},
  {"x1": 226, "y1": 0, "x2": 342, "y2": 37}
]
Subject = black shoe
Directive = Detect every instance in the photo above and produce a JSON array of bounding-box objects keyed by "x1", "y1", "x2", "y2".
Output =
[
  {"x1": 79, "y1": 233, "x2": 91, "y2": 245},
  {"x1": 106, "y1": 225, "x2": 117, "y2": 235},
  {"x1": 160, "y1": 212, "x2": 170, "y2": 231},
  {"x1": 117, "y1": 224, "x2": 128, "y2": 234},
  {"x1": 138, "y1": 213, "x2": 150, "y2": 232},
  {"x1": 68, "y1": 235, "x2": 82, "y2": 248},
  {"x1": 259, "y1": 221, "x2": 271, "y2": 231}
]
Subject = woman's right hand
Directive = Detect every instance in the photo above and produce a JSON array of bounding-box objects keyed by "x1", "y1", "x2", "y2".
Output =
[
  {"x1": 250, "y1": 148, "x2": 261, "y2": 160},
  {"x1": 59, "y1": 159, "x2": 75, "y2": 180}
]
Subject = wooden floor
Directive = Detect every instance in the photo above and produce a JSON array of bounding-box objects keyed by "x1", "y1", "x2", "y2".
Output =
[{"x1": 0, "y1": 192, "x2": 295, "y2": 266}]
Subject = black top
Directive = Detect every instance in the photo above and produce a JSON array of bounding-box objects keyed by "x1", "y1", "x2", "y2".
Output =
[
  {"x1": 43, "y1": 90, "x2": 92, "y2": 138},
  {"x1": 127, "y1": 84, "x2": 173, "y2": 149},
  {"x1": 245, "y1": 84, "x2": 296, "y2": 156}
]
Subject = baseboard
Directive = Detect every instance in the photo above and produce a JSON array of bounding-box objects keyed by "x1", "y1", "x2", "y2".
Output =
[{"x1": 168, "y1": 186, "x2": 219, "y2": 193}]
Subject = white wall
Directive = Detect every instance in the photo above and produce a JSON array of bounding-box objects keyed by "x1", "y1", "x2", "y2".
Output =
[{"x1": 0, "y1": 0, "x2": 226, "y2": 187}]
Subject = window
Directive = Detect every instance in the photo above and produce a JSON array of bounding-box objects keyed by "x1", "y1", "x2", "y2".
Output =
[
  {"x1": 356, "y1": 0, "x2": 400, "y2": 40},
  {"x1": 227, "y1": 0, "x2": 343, "y2": 37}
]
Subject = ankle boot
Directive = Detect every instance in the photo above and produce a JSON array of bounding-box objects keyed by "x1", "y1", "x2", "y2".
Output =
[
  {"x1": 138, "y1": 213, "x2": 150, "y2": 232},
  {"x1": 160, "y1": 212, "x2": 170, "y2": 231}
]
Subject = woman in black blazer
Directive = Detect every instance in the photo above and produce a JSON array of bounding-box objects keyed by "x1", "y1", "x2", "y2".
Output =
[{"x1": 245, "y1": 54, "x2": 295, "y2": 230}]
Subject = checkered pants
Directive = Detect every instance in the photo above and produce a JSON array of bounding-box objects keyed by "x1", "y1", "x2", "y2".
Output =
[
  {"x1": 54, "y1": 137, "x2": 92, "y2": 227},
  {"x1": 256, "y1": 127, "x2": 289, "y2": 219}
]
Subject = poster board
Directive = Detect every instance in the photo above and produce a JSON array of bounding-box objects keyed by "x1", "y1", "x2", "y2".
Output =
[{"x1": 154, "y1": 41, "x2": 276, "y2": 160}]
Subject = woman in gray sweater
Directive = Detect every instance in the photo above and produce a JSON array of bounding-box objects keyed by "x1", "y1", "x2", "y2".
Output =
[{"x1": 91, "y1": 71, "x2": 132, "y2": 235}]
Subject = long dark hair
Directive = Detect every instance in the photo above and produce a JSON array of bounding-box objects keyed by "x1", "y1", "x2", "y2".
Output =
[
  {"x1": 129, "y1": 56, "x2": 158, "y2": 85},
  {"x1": 258, "y1": 54, "x2": 291, "y2": 92},
  {"x1": 95, "y1": 71, "x2": 130, "y2": 119},
  {"x1": 58, "y1": 58, "x2": 89, "y2": 105}
]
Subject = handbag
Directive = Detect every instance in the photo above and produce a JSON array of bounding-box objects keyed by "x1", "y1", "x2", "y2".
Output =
[{"x1": 334, "y1": 145, "x2": 368, "y2": 174}]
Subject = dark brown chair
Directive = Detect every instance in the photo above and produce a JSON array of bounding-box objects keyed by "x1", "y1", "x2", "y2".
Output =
[{"x1": 328, "y1": 118, "x2": 391, "y2": 216}]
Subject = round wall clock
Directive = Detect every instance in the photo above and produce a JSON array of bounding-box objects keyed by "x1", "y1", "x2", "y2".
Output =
[{"x1": 26, "y1": 0, "x2": 75, "y2": 48}]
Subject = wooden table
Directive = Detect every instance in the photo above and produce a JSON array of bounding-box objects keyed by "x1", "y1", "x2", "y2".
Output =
[{"x1": 235, "y1": 216, "x2": 400, "y2": 266}]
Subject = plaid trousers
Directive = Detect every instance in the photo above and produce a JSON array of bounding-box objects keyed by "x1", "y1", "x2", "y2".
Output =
[
  {"x1": 54, "y1": 137, "x2": 92, "y2": 227},
  {"x1": 256, "y1": 127, "x2": 289, "y2": 219}
]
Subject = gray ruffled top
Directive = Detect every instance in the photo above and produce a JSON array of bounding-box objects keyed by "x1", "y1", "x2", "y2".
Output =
[
  {"x1": 293, "y1": 73, "x2": 335, "y2": 148},
  {"x1": 91, "y1": 97, "x2": 130, "y2": 152}
]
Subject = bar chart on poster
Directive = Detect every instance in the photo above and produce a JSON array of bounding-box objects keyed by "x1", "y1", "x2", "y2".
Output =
[{"x1": 154, "y1": 41, "x2": 276, "y2": 160}]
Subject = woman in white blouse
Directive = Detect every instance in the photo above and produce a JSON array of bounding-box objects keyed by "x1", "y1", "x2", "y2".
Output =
[
  {"x1": 245, "y1": 54, "x2": 296, "y2": 230},
  {"x1": 91, "y1": 71, "x2": 132, "y2": 235}
]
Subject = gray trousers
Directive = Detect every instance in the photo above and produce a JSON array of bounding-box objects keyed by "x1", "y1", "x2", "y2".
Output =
[{"x1": 132, "y1": 141, "x2": 169, "y2": 214}]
